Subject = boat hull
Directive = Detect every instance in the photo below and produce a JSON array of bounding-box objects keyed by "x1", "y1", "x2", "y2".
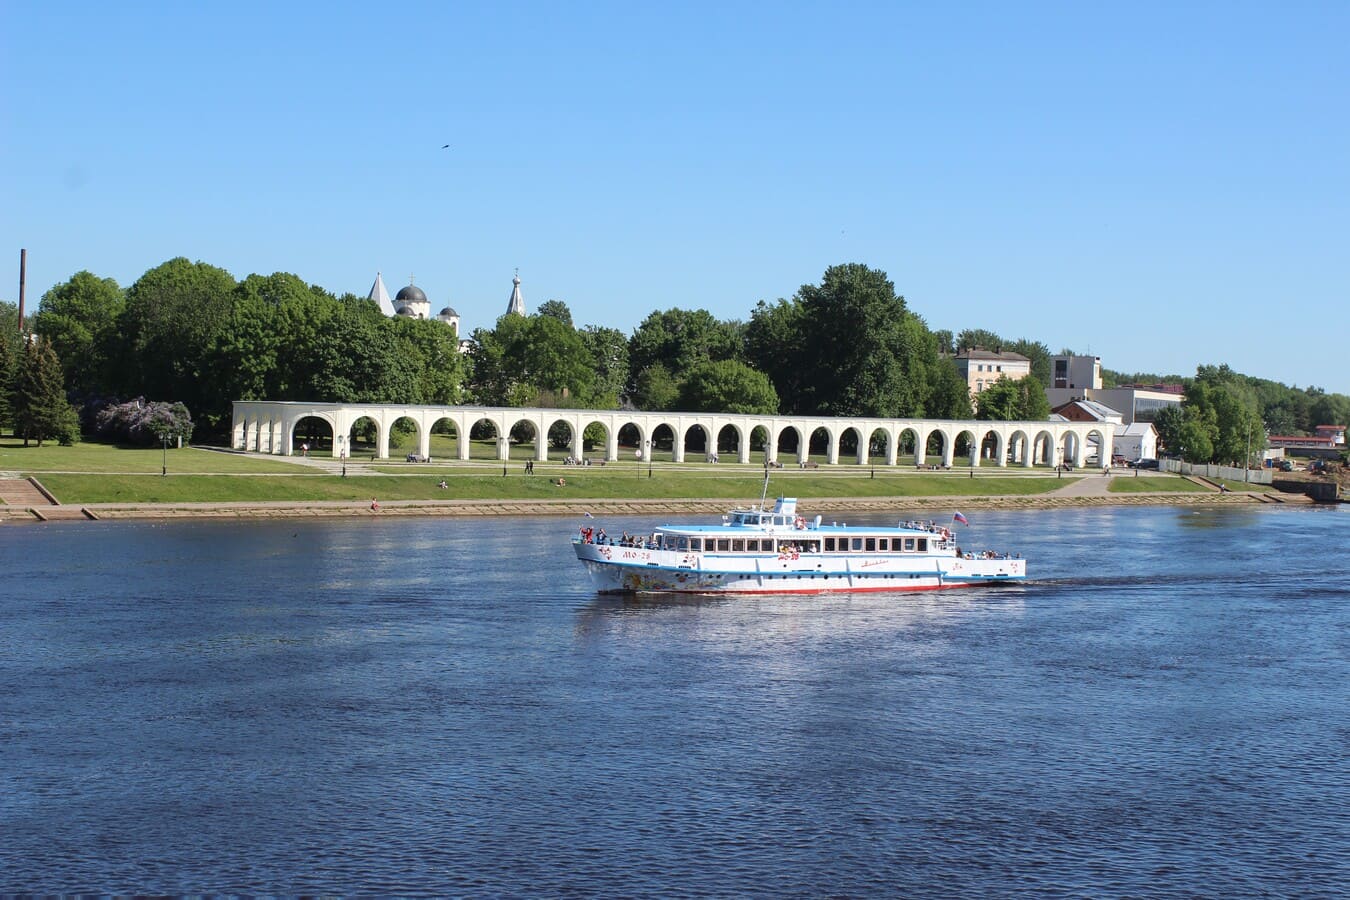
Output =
[{"x1": 573, "y1": 541, "x2": 1025, "y2": 595}]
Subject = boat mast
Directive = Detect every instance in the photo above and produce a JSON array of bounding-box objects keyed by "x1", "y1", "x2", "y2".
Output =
[{"x1": 759, "y1": 466, "x2": 770, "y2": 509}]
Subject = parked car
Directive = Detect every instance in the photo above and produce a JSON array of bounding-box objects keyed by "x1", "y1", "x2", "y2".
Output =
[{"x1": 1130, "y1": 458, "x2": 1159, "y2": 470}]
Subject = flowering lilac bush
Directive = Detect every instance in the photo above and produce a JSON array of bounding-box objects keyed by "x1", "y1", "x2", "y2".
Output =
[{"x1": 93, "y1": 398, "x2": 195, "y2": 445}]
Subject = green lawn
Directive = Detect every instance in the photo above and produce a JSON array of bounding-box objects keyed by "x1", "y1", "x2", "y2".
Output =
[
  {"x1": 36, "y1": 468, "x2": 1078, "y2": 505},
  {"x1": 10, "y1": 438, "x2": 1229, "y2": 505},
  {"x1": 0, "y1": 440, "x2": 312, "y2": 474}
]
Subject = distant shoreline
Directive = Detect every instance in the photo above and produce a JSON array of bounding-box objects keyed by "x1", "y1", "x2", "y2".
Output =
[{"x1": 2, "y1": 490, "x2": 1314, "y2": 524}]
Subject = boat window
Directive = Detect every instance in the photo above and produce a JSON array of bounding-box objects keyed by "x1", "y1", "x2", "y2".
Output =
[
  {"x1": 689, "y1": 538, "x2": 701, "y2": 551},
  {"x1": 677, "y1": 537, "x2": 689, "y2": 551},
  {"x1": 850, "y1": 538, "x2": 863, "y2": 551},
  {"x1": 865, "y1": 538, "x2": 876, "y2": 552},
  {"x1": 904, "y1": 538, "x2": 916, "y2": 551},
  {"x1": 824, "y1": 537, "x2": 836, "y2": 552},
  {"x1": 878, "y1": 538, "x2": 889, "y2": 551},
  {"x1": 732, "y1": 539, "x2": 744, "y2": 552},
  {"x1": 916, "y1": 538, "x2": 927, "y2": 552},
  {"x1": 805, "y1": 541, "x2": 820, "y2": 553},
  {"x1": 716, "y1": 539, "x2": 730, "y2": 552}
]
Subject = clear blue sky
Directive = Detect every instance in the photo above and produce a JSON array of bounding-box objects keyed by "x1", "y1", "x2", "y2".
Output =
[{"x1": 3, "y1": 2, "x2": 1347, "y2": 392}]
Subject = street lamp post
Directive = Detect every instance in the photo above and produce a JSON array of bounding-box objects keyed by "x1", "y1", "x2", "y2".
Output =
[
  {"x1": 161, "y1": 432, "x2": 169, "y2": 476},
  {"x1": 1245, "y1": 424, "x2": 1252, "y2": 483},
  {"x1": 339, "y1": 434, "x2": 347, "y2": 478}
]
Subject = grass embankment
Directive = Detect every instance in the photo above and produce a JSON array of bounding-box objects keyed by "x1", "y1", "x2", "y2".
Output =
[
  {"x1": 0, "y1": 441, "x2": 305, "y2": 474},
  {"x1": 34, "y1": 468, "x2": 1076, "y2": 505},
  {"x1": 7, "y1": 438, "x2": 1220, "y2": 506}
]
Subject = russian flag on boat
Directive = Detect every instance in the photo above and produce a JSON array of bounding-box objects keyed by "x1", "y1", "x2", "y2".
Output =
[{"x1": 953, "y1": 512, "x2": 969, "y2": 526}]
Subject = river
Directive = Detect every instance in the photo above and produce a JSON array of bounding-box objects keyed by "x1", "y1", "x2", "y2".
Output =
[{"x1": 2, "y1": 505, "x2": 1347, "y2": 896}]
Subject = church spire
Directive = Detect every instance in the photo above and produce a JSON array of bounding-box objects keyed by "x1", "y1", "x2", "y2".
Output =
[
  {"x1": 368, "y1": 271, "x2": 395, "y2": 317},
  {"x1": 506, "y1": 268, "x2": 525, "y2": 316}
]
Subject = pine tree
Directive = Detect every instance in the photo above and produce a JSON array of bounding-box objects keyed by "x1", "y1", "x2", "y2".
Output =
[
  {"x1": 0, "y1": 331, "x2": 15, "y2": 435},
  {"x1": 13, "y1": 336, "x2": 77, "y2": 446}
]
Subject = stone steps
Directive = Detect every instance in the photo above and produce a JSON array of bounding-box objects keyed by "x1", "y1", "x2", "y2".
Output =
[{"x1": 0, "y1": 477, "x2": 55, "y2": 507}]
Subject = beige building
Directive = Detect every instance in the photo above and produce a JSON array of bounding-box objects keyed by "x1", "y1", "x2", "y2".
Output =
[{"x1": 952, "y1": 349, "x2": 1032, "y2": 397}]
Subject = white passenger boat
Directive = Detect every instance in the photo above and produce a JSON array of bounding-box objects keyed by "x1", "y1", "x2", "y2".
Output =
[{"x1": 572, "y1": 496, "x2": 1026, "y2": 595}]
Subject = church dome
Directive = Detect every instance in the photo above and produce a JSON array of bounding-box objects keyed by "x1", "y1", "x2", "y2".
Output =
[
  {"x1": 395, "y1": 305, "x2": 417, "y2": 317},
  {"x1": 438, "y1": 306, "x2": 459, "y2": 318},
  {"x1": 395, "y1": 285, "x2": 427, "y2": 304}
]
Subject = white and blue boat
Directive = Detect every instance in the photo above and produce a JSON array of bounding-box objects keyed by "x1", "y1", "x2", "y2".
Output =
[{"x1": 572, "y1": 495, "x2": 1026, "y2": 595}]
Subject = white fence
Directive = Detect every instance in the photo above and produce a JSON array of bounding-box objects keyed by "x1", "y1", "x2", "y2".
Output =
[{"x1": 1160, "y1": 459, "x2": 1272, "y2": 485}]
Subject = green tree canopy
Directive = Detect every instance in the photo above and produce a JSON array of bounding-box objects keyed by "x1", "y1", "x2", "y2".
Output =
[
  {"x1": 117, "y1": 257, "x2": 237, "y2": 427},
  {"x1": 974, "y1": 374, "x2": 1050, "y2": 421},
  {"x1": 32, "y1": 271, "x2": 124, "y2": 399},
  {"x1": 677, "y1": 359, "x2": 779, "y2": 415},
  {"x1": 579, "y1": 325, "x2": 629, "y2": 407},
  {"x1": 627, "y1": 308, "x2": 743, "y2": 407}
]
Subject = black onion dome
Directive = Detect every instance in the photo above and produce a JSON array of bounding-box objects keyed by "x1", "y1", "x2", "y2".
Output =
[
  {"x1": 438, "y1": 306, "x2": 459, "y2": 317},
  {"x1": 395, "y1": 285, "x2": 427, "y2": 304}
]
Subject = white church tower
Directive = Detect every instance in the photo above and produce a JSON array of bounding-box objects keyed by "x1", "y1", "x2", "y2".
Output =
[{"x1": 506, "y1": 270, "x2": 526, "y2": 316}]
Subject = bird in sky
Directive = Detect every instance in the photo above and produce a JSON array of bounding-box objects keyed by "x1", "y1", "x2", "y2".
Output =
[{"x1": 441, "y1": 144, "x2": 451, "y2": 149}]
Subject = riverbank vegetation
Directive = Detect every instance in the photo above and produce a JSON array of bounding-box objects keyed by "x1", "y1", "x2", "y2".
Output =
[{"x1": 4, "y1": 260, "x2": 1346, "y2": 472}]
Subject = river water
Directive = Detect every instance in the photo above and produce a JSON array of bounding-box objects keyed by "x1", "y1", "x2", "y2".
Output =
[{"x1": 2, "y1": 505, "x2": 1347, "y2": 896}]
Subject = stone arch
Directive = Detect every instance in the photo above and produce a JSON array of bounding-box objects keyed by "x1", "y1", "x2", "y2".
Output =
[
  {"x1": 390, "y1": 414, "x2": 422, "y2": 460},
  {"x1": 650, "y1": 423, "x2": 676, "y2": 462},
  {"x1": 860, "y1": 427, "x2": 889, "y2": 466},
  {"x1": 923, "y1": 429, "x2": 947, "y2": 467},
  {"x1": 1084, "y1": 426, "x2": 1112, "y2": 467},
  {"x1": 774, "y1": 425, "x2": 804, "y2": 465},
  {"x1": 682, "y1": 423, "x2": 711, "y2": 462},
  {"x1": 953, "y1": 427, "x2": 980, "y2": 466},
  {"x1": 1031, "y1": 429, "x2": 1057, "y2": 467},
  {"x1": 428, "y1": 415, "x2": 462, "y2": 460},
  {"x1": 468, "y1": 416, "x2": 506, "y2": 460},
  {"x1": 978, "y1": 428, "x2": 1004, "y2": 467},
  {"x1": 748, "y1": 425, "x2": 771, "y2": 464},
  {"x1": 897, "y1": 427, "x2": 921, "y2": 466},
  {"x1": 716, "y1": 423, "x2": 743, "y2": 462},
  {"x1": 579, "y1": 418, "x2": 612, "y2": 461},
  {"x1": 346, "y1": 414, "x2": 380, "y2": 459},
  {"x1": 805, "y1": 425, "x2": 831, "y2": 466},
  {"x1": 617, "y1": 422, "x2": 643, "y2": 458},
  {"x1": 1059, "y1": 430, "x2": 1081, "y2": 467},
  {"x1": 1007, "y1": 429, "x2": 1030, "y2": 466},
  {"x1": 290, "y1": 415, "x2": 334, "y2": 456}
]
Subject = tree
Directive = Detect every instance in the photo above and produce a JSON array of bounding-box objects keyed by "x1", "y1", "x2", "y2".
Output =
[
  {"x1": 632, "y1": 362, "x2": 681, "y2": 412},
  {"x1": 11, "y1": 337, "x2": 80, "y2": 446},
  {"x1": 468, "y1": 312, "x2": 596, "y2": 407},
  {"x1": 116, "y1": 257, "x2": 237, "y2": 428},
  {"x1": 579, "y1": 325, "x2": 629, "y2": 407},
  {"x1": 791, "y1": 264, "x2": 925, "y2": 417},
  {"x1": 0, "y1": 309, "x2": 18, "y2": 433},
  {"x1": 627, "y1": 308, "x2": 742, "y2": 406},
  {"x1": 536, "y1": 299, "x2": 573, "y2": 328},
  {"x1": 1153, "y1": 405, "x2": 1186, "y2": 455},
  {"x1": 744, "y1": 298, "x2": 806, "y2": 413},
  {"x1": 955, "y1": 329, "x2": 1004, "y2": 352},
  {"x1": 974, "y1": 375, "x2": 1049, "y2": 421},
  {"x1": 677, "y1": 359, "x2": 779, "y2": 414},
  {"x1": 32, "y1": 271, "x2": 124, "y2": 399},
  {"x1": 1006, "y1": 338, "x2": 1052, "y2": 387}
]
